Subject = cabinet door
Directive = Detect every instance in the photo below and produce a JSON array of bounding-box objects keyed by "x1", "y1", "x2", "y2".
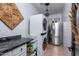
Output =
[
  {"x1": 2, "y1": 51, "x2": 12, "y2": 56},
  {"x1": 18, "y1": 52, "x2": 26, "y2": 56},
  {"x1": 2, "y1": 44, "x2": 27, "y2": 56},
  {"x1": 12, "y1": 44, "x2": 27, "y2": 56}
]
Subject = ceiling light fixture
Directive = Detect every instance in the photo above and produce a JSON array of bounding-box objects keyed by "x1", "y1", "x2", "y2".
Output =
[{"x1": 44, "y1": 3, "x2": 50, "y2": 17}]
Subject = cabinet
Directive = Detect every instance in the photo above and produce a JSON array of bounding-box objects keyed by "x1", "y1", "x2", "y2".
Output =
[
  {"x1": 12, "y1": 44, "x2": 27, "y2": 56},
  {"x1": 2, "y1": 51, "x2": 12, "y2": 56},
  {"x1": 2, "y1": 44, "x2": 27, "y2": 56}
]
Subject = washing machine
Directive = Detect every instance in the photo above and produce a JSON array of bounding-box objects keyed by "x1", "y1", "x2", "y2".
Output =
[{"x1": 29, "y1": 14, "x2": 48, "y2": 56}]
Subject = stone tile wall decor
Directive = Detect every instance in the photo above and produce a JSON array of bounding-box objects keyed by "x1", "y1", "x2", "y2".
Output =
[{"x1": 0, "y1": 3, "x2": 24, "y2": 30}]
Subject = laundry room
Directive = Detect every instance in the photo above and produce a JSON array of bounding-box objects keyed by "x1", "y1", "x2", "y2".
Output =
[
  {"x1": 32, "y1": 3, "x2": 64, "y2": 56},
  {"x1": 0, "y1": 3, "x2": 79, "y2": 56}
]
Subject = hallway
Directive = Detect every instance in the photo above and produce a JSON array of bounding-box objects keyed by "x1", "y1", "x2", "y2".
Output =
[{"x1": 44, "y1": 44, "x2": 64, "y2": 56}]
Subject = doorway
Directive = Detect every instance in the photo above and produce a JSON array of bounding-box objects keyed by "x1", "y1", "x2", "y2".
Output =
[{"x1": 45, "y1": 18, "x2": 64, "y2": 56}]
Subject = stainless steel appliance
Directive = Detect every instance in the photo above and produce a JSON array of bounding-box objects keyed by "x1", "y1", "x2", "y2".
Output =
[{"x1": 52, "y1": 21, "x2": 62, "y2": 45}]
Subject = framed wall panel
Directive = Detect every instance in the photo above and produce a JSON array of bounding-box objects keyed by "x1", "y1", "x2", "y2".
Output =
[{"x1": 0, "y1": 3, "x2": 24, "y2": 30}]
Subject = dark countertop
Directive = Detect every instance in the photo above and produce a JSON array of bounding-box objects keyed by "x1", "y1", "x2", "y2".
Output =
[{"x1": 0, "y1": 38, "x2": 33, "y2": 55}]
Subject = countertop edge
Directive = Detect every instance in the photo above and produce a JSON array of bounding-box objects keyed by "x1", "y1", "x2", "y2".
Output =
[{"x1": 0, "y1": 38, "x2": 33, "y2": 56}]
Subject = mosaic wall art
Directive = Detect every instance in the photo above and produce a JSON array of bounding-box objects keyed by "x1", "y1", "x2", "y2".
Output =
[{"x1": 0, "y1": 3, "x2": 24, "y2": 30}]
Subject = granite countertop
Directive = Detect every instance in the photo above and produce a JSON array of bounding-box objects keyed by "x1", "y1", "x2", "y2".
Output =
[{"x1": 0, "y1": 38, "x2": 33, "y2": 55}]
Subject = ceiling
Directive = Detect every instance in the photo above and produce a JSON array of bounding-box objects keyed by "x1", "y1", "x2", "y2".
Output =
[{"x1": 32, "y1": 3, "x2": 65, "y2": 15}]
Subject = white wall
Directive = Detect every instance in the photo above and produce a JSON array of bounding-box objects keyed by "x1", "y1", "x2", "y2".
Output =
[
  {"x1": 0, "y1": 3, "x2": 39, "y2": 38},
  {"x1": 48, "y1": 13, "x2": 63, "y2": 21},
  {"x1": 63, "y1": 3, "x2": 72, "y2": 56},
  {"x1": 48, "y1": 13, "x2": 63, "y2": 26}
]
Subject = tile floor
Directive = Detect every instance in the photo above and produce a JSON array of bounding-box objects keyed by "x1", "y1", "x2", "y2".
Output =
[{"x1": 44, "y1": 44, "x2": 64, "y2": 56}]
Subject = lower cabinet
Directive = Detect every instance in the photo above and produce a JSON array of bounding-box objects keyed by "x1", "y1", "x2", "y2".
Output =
[
  {"x1": 2, "y1": 51, "x2": 12, "y2": 56},
  {"x1": 2, "y1": 44, "x2": 27, "y2": 56}
]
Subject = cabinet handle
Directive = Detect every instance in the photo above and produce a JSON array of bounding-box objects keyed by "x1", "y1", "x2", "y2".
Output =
[{"x1": 21, "y1": 48, "x2": 23, "y2": 52}]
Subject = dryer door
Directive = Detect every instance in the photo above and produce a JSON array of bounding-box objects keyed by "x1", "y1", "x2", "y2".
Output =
[{"x1": 43, "y1": 18, "x2": 47, "y2": 31}]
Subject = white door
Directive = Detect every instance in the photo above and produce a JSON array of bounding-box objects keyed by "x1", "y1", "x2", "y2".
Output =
[
  {"x1": 30, "y1": 14, "x2": 43, "y2": 36},
  {"x1": 63, "y1": 21, "x2": 72, "y2": 56}
]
